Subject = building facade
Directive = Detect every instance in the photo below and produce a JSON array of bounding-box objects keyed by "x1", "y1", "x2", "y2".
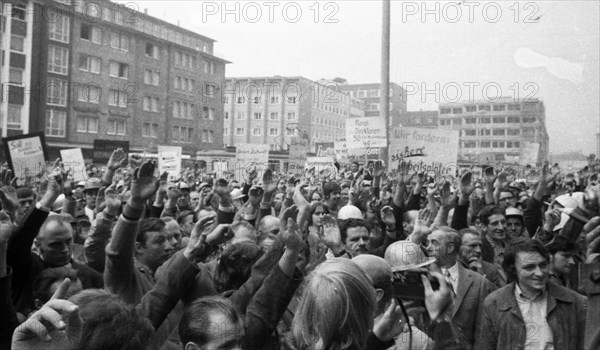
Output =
[
  {"x1": 399, "y1": 110, "x2": 438, "y2": 129},
  {"x1": 340, "y1": 82, "x2": 407, "y2": 126},
  {"x1": 223, "y1": 76, "x2": 354, "y2": 152},
  {"x1": 1, "y1": 0, "x2": 228, "y2": 160},
  {"x1": 438, "y1": 97, "x2": 549, "y2": 165}
]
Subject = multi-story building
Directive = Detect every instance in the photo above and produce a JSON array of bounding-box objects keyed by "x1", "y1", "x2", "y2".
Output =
[
  {"x1": 340, "y1": 82, "x2": 407, "y2": 126},
  {"x1": 1, "y1": 0, "x2": 228, "y2": 160},
  {"x1": 1, "y1": 1, "x2": 34, "y2": 137},
  {"x1": 223, "y1": 76, "x2": 354, "y2": 152},
  {"x1": 596, "y1": 132, "x2": 600, "y2": 159},
  {"x1": 438, "y1": 97, "x2": 549, "y2": 165},
  {"x1": 399, "y1": 110, "x2": 438, "y2": 129}
]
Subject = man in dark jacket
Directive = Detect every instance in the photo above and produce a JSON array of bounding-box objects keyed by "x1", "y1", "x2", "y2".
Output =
[{"x1": 480, "y1": 239, "x2": 586, "y2": 350}]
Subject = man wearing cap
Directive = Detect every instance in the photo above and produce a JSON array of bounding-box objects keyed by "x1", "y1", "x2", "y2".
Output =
[
  {"x1": 506, "y1": 207, "x2": 527, "y2": 240},
  {"x1": 79, "y1": 178, "x2": 101, "y2": 222},
  {"x1": 425, "y1": 227, "x2": 495, "y2": 350}
]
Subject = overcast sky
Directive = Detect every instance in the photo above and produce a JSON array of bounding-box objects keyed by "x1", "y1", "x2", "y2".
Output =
[{"x1": 117, "y1": 0, "x2": 600, "y2": 155}]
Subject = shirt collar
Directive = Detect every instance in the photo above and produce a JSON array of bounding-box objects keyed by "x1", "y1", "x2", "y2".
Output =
[
  {"x1": 515, "y1": 282, "x2": 547, "y2": 302},
  {"x1": 443, "y1": 262, "x2": 459, "y2": 281}
]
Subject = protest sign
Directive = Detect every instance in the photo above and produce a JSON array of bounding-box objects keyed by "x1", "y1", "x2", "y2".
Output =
[
  {"x1": 158, "y1": 146, "x2": 182, "y2": 181},
  {"x1": 388, "y1": 127, "x2": 459, "y2": 176},
  {"x1": 520, "y1": 141, "x2": 540, "y2": 165},
  {"x1": 315, "y1": 142, "x2": 335, "y2": 157},
  {"x1": 60, "y1": 148, "x2": 86, "y2": 182},
  {"x1": 235, "y1": 144, "x2": 269, "y2": 181},
  {"x1": 346, "y1": 117, "x2": 387, "y2": 149},
  {"x1": 305, "y1": 156, "x2": 337, "y2": 178},
  {"x1": 288, "y1": 144, "x2": 308, "y2": 174},
  {"x1": 2, "y1": 132, "x2": 48, "y2": 179},
  {"x1": 93, "y1": 140, "x2": 130, "y2": 164},
  {"x1": 334, "y1": 139, "x2": 348, "y2": 162}
]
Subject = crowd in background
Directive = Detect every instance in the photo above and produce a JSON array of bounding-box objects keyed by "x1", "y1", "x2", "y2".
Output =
[{"x1": 1, "y1": 149, "x2": 599, "y2": 350}]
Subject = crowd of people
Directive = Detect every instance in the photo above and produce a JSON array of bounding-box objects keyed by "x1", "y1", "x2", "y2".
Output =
[{"x1": 0, "y1": 148, "x2": 599, "y2": 350}]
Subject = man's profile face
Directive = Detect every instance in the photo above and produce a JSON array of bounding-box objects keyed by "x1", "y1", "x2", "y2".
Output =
[
  {"x1": 515, "y1": 251, "x2": 549, "y2": 293},
  {"x1": 551, "y1": 251, "x2": 574, "y2": 275},
  {"x1": 426, "y1": 231, "x2": 451, "y2": 264},
  {"x1": 345, "y1": 226, "x2": 370, "y2": 256},
  {"x1": 38, "y1": 222, "x2": 73, "y2": 267}
]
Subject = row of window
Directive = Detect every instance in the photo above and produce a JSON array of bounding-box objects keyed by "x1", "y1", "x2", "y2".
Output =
[
  {"x1": 350, "y1": 88, "x2": 394, "y2": 99},
  {"x1": 462, "y1": 141, "x2": 521, "y2": 148},
  {"x1": 462, "y1": 129, "x2": 522, "y2": 136},
  {"x1": 225, "y1": 127, "x2": 297, "y2": 137},
  {"x1": 228, "y1": 96, "x2": 298, "y2": 104},
  {"x1": 311, "y1": 115, "x2": 343, "y2": 128},
  {"x1": 44, "y1": 110, "x2": 124, "y2": 137},
  {"x1": 439, "y1": 115, "x2": 537, "y2": 125},
  {"x1": 441, "y1": 103, "x2": 524, "y2": 114},
  {"x1": 226, "y1": 111, "x2": 297, "y2": 121}
]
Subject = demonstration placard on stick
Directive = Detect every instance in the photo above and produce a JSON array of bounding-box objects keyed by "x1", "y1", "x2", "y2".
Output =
[
  {"x1": 389, "y1": 127, "x2": 459, "y2": 176},
  {"x1": 520, "y1": 141, "x2": 540, "y2": 166},
  {"x1": 288, "y1": 144, "x2": 308, "y2": 175},
  {"x1": 305, "y1": 156, "x2": 337, "y2": 178},
  {"x1": 235, "y1": 143, "x2": 269, "y2": 181},
  {"x1": 2, "y1": 132, "x2": 48, "y2": 179},
  {"x1": 60, "y1": 148, "x2": 86, "y2": 182},
  {"x1": 346, "y1": 117, "x2": 387, "y2": 149},
  {"x1": 158, "y1": 145, "x2": 182, "y2": 181}
]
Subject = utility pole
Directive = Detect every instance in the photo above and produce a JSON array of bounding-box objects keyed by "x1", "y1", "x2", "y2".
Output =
[{"x1": 381, "y1": 0, "x2": 391, "y2": 160}]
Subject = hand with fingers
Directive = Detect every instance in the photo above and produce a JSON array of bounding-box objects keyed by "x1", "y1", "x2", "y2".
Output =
[
  {"x1": 279, "y1": 204, "x2": 299, "y2": 229},
  {"x1": 422, "y1": 272, "x2": 453, "y2": 322},
  {"x1": 439, "y1": 181, "x2": 455, "y2": 210},
  {"x1": 247, "y1": 186, "x2": 264, "y2": 207},
  {"x1": 12, "y1": 278, "x2": 82, "y2": 350},
  {"x1": 103, "y1": 184, "x2": 121, "y2": 217},
  {"x1": 293, "y1": 182, "x2": 310, "y2": 208},
  {"x1": 0, "y1": 186, "x2": 19, "y2": 215},
  {"x1": 380, "y1": 206, "x2": 396, "y2": 231},
  {"x1": 106, "y1": 148, "x2": 128, "y2": 172},
  {"x1": 584, "y1": 217, "x2": 600, "y2": 263},
  {"x1": 261, "y1": 168, "x2": 278, "y2": 199},
  {"x1": 412, "y1": 208, "x2": 435, "y2": 244},
  {"x1": 129, "y1": 161, "x2": 159, "y2": 207},
  {"x1": 184, "y1": 216, "x2": 217, "y2": 264},
  {"x1": 319, "y1": 215, "x2": 344, "y2": 253},
  {"x1": 373, "y1": 299, "x2": 404, "y2": 342}
]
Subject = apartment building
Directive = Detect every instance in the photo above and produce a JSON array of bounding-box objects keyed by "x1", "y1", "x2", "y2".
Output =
[
  {"x1": 438, "y1": 97, "x2": 549, "y2": 165},
  {"x1": 340, "y1": 82, "x2": 407, "y2": 126},
  {"x1": 223, "y1": 76, "x2": 354, "y2": 152},
  {"x1": 1, "y1": 0, "x2": 228, "y2": 160}
]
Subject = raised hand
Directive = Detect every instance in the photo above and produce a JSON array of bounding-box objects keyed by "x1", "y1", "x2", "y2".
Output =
[
  {"x1": 280, "y1": 204, "x2": 299, "y2": 229},
  {"x1": 380, "y1": 206, "x2": 396, "y2": 230},
  {"x1": 262, "y1": 168, "x2": 278, "y2": 196},
  {"x1": 12, "y1": 278, "x2": 82, "y2": 350},
  {"x1": 0, "y1": 186, "x2": 19, "y2": 215},
  {"x1": 184, "y1": 216, "x2": 216, "y2": 263},
  {"x1": 281, "y1": 217, "x2": 303, "y2": 252},
  {"x1": 129, "y1": 161, "x2": 159, "y2": 205},
  {"x1": 103, "y1": 184, "x2": 121, "y2": 216},
  {"x1": 247, "y1": 186, "x2": 264, "y2": 207},
  {"x1": 439, "y1": 181, "x2": 455, "y2": 209},
  {"x1": 293, "y1": 182, "x2": 310, "y2": 208},
  {"x1": 319, "y1": 215, "x2": 343, "y2": 251},
  {"x1": 107, "y1": 148, "x2": 128, "y2": 172},
  {"x1": 412, "y1": 208, "x2": 434, "y2": 244}
]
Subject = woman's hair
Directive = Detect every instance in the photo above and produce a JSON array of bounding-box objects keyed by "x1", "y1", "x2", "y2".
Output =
[
  {"x1": 307, "y1": 202, "x2": 329, "y2": 227},
  {"x1": 69, "y1": 289, "x2": 154, "y2": 350},
  {"x1": 292, "y1": 259, "x2": 376, "y2": 350}
]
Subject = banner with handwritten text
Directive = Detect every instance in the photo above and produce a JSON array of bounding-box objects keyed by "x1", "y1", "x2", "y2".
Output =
[
  {"x1": 346, "y1": 117, "x2": 387, "y2": 149},
  {"x1": 388, "y1": 127, "x2": 459, "y2": 176},
  {"x1": 235, "y1": 144, "x2": 270, "y2": 181},
  {"x1": 158, "y1": 145, "x2": 182, "y2": 181}
]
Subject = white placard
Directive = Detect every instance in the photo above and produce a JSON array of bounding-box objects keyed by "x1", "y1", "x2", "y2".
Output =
[
  {"x1": 235, "y1": 143, "x2": 270, "y2": 181},
  {"x1": 388, "y1": 127, "x2": 459, "y2": 176},
  {"x1": 520, "y1": 141, "x2": 540, "y2": 165},
  {"x1": 60, "y1": 148, "x2": 86, "y2": 182},
  {"x1": 346, "y1": 117, "x2": 387, "y2": 149},
  {"x1": 158, "y1": 145, "x2": 182, "y2": 181}
]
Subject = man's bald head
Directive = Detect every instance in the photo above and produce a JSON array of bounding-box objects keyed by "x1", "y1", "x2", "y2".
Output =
[
  {"x1": 258, "y1": 215, "x2": 280, "y2": 236},
  {"x1": 352, "y1": 254, "x2": 393, "y2": 314}
]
